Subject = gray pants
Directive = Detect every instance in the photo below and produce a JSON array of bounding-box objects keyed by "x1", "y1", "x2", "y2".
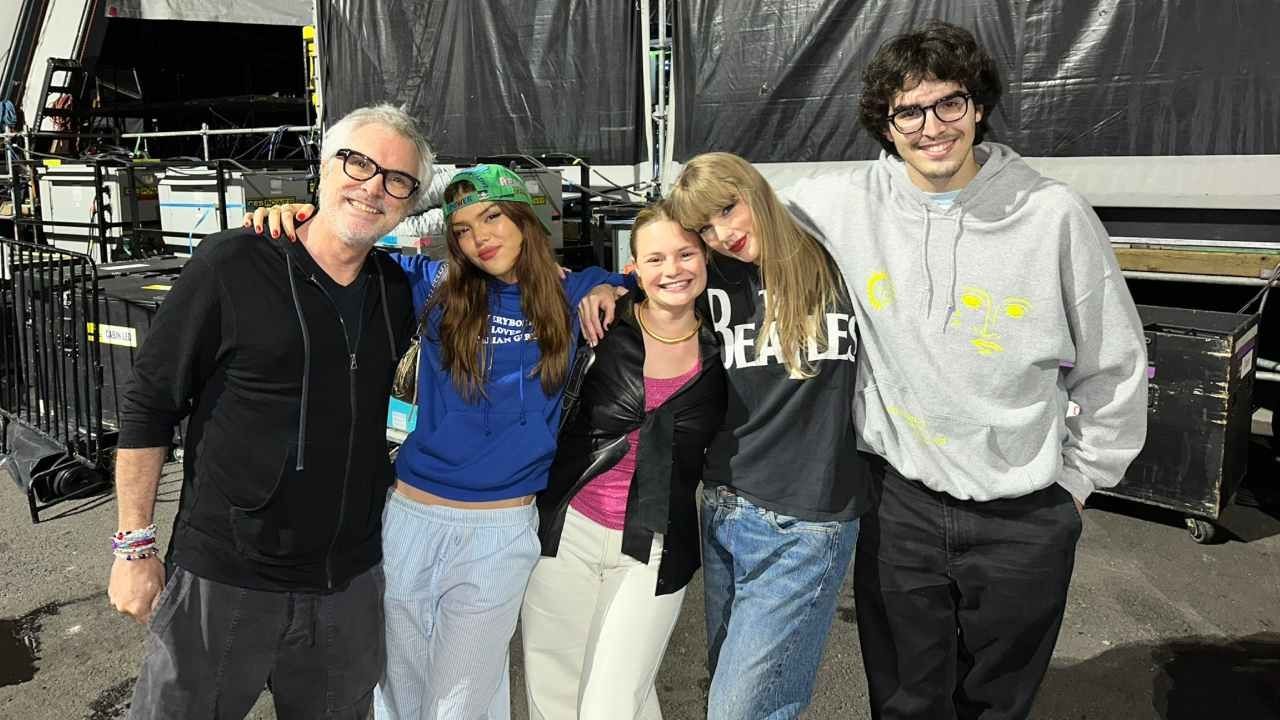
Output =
[{"x1": 128, "y1": 564, "x2": 385, "y2": 720}]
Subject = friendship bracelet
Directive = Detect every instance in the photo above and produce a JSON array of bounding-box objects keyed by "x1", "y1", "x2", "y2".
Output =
[
  {"x1": 111, "y1": 524, "x2": 158, "y2": 557},
  {"x1": 114, "y1": 546, "x2": 160, "y2": 561},
  {"x1": 112, "y1": 539, "x2": 156, "y2": 559},
  {"x1": 112, "y1": 524, "x2": 157, "y2": 543}
]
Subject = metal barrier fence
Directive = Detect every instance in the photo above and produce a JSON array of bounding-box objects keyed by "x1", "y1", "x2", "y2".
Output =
[{"x1": 0, "y1": 238, "x2": 109, "y2": 522}]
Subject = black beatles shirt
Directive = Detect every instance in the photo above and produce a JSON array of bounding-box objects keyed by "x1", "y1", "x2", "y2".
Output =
[{"x1": 701, "y1": 254, "x2": 871, "y2": 521}]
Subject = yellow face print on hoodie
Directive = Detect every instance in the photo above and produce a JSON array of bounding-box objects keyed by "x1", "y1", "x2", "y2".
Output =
[{"x1": 949, "y1": 286, "x2": 1033, "y2": 356}]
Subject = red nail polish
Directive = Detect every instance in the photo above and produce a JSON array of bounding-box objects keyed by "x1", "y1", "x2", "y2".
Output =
[
  {"x1": 272, "y1": 230, "x2": 279, "y2": 238},
  {"x1": 297, "y1": 213, "x2": 307, "y2": 221}
]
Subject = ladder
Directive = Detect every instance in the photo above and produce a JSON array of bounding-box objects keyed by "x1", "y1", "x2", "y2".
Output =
[{"x1": 31, "y1": 58, "x2": 89, "y2": 135}]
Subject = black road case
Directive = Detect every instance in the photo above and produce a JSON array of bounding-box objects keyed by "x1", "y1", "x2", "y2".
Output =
[
  {"x1": 92, "y1": 268, "x2": 184, "y2": 429},
  {"x1": 1099, "y1": 305, "x2": 1259, "y2": 543}
]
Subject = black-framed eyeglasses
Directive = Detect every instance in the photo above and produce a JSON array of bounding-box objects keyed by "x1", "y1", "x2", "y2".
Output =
[
  {"x1": 887, "y1": 93, "x2": 972, "y2": 135},
  {"x1": 334, "y1": 148, "x2": 421, "y2": 199}
]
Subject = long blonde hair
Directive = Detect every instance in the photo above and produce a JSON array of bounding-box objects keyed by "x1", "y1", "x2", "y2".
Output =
[
  {"x1": 668, "y1": 152, "x2": 842, "y2": 378},
  {"x1": 433, "y1": 186, "x2": 570, "y2": 401}
]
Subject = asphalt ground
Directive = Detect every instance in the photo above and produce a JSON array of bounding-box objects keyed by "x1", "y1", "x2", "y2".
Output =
[{"x1": 2, "y1": 444, "x2": 1278, "y2": 720}]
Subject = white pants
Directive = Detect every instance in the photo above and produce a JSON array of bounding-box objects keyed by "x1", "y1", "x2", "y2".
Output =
[{"x1": 521, "y1": 505, "x2": 686, "y2": 720}]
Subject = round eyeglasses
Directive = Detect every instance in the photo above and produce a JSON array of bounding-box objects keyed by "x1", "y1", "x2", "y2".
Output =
[
  {"x1": 888, "y1": 93, "x2": 972, "y2": 135},
  {"x1": 334, "y1": 148, "x2": 421, "y2": 199}
]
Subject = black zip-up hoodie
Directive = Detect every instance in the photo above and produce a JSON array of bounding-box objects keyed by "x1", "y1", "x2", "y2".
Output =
[
  {"x1": 538, "y1": 295, "x2": 727, "y2": 595},
  {"x1": 118, "y1": 228, "x2": 414, "y2": 593}
]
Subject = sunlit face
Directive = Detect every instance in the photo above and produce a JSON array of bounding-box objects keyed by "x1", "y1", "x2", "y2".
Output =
[
  {"x1": 450, "y1": 202, "x2": 525, "y2": 283},
  {"x1": 317, "y1": 123, "x2": 418, "y2": 248},
  {"x1": 697, "y1": 197, "x2": 759, "y2": 264},
  {"x1": 634, "y1": 220, "x2": 707, "y2": 312},
  {"x1": 884, "y1": 78, "x2": 984, "y2": 193}
]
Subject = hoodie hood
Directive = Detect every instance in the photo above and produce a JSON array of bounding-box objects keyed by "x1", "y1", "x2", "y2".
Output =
[{"x1": 875, "y1": 142, "x2": 1041, "y2": 329}]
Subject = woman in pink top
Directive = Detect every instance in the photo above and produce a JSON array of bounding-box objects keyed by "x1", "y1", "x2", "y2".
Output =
[{"x1": 524, "y1": 202, "x2": 728, "y2": 719}]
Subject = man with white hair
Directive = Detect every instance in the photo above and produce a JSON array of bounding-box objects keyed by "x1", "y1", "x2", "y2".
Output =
[{"x1": 108, "y1": 104, "x2": 425, "y2": 719}]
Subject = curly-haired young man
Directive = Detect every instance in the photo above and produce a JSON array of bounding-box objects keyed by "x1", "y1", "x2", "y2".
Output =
[{"x1": 783, "y1": 20, "x2": 1148, "y2": 719}]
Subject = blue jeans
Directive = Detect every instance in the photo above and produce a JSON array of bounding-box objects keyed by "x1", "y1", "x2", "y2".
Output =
[{"x1": 701, "y1": 485, "x2": 859, "y2": 720}]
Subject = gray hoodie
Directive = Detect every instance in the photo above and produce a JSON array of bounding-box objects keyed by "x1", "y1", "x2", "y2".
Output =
[{"x1": 781, "y1": 142, "x2": 1148, "y2": 503}]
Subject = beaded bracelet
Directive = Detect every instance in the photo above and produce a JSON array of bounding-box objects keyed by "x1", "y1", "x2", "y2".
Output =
[
  {"x1": 116, "y1": 546, "x2": 160, "y2": 561},
  {"x1": 111, "y1": 524, "x2": 158, "y2": 560}
]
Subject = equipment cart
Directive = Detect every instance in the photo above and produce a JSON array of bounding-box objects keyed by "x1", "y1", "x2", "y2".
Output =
[{"x1": 1099, "y1": 305, "x2": 1260, "y2": 543}]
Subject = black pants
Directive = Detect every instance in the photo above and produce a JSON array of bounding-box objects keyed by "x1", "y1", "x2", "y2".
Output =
[
  {"x1": 128, "y1": 564, "x2": 385, "y2": 720},
  {"x1": 854, "y1": 462, "x2": 1082, "y2": 720}
]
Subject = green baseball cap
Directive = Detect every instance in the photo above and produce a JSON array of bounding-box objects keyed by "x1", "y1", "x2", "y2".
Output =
[{"x1": 443, "y1": 164, "x2": 550, "y2": 231}]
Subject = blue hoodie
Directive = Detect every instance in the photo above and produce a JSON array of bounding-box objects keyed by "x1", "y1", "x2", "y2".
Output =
[{"x1": 392, "y1": 254, "x2": 628, "y2": 501}]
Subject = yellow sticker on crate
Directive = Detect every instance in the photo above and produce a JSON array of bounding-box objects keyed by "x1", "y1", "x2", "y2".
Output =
[{"x1": 86, "y1": 322, "x2": 138, "y2": 348}]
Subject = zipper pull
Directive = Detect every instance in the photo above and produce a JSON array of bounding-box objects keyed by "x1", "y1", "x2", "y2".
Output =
[{"x1": 350, "y1": 353, "x2": 358, "y2": 371}]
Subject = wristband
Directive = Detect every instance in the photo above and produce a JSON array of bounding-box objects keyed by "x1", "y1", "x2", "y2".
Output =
[
  {"x1": 111, "y1": 524, "x2": 158, "y2": 560},
  {"x1": 116, "y1": 546, "x2": 159, "y2": 561}
]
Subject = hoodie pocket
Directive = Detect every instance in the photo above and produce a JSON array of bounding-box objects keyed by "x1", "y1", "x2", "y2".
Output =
[
  {"x1": 861, "y1": 378, "x2": 1062, "y2": 494},
  {"x1": 228, "y1": 442, "x2": 333, "y2": 564},
  {"x1": 411, "y1": 408, "x2": 558, "y2": 492}
]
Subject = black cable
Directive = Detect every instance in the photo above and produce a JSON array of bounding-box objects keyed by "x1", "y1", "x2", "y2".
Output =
[
  {"x1": 230, "y1": 133, "x2": 272, "y2": 161},
  {"x1": 503, "y1": 151, "x2": 652, "y2": 202},
  {"x1": 1236, "y1": 261, "x2": 1280, "y2": 315},
  {"x1": 266, "y1": 125, "x2": 288, "y2": 160}
]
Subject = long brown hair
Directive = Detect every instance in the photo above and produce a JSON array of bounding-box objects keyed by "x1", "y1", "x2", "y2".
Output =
[
  {"x1": 668, "y1": 152, "x2": 842, "y2": 378},
  {"x1": 432, "y1": 186, "x2": 571, "y2": 401}
]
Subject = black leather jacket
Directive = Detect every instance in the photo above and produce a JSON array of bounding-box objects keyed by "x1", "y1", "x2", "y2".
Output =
[{"x1": 538, "y1": 296, "x2": 727, "y2": 595}]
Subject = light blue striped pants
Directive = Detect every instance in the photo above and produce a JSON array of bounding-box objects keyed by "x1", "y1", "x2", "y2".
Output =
[{"x1": 373, "y1": 490, "x2": 541, "y2": 720}]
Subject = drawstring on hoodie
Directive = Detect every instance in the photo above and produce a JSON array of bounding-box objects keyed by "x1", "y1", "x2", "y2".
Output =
[
  {"x1": 375, "y1": 261, "x2": 395, "y2": 359},
  {"x1": 518, "y1": 341, "x2": 527, "y2": 426},
  {"x1": 919, "y1": 209, "x2": 934, "y2": 315},
  {"x1": 285, "y1": 253, "x2": 312, "y2": 471},
  {"x1": 918, "y1": 204, "x2": 967, "y2": 330},
  {"x1": 943, "y1": 207, "x2": 965, "y2": 329},
  {"x1": 479, "y1": 282, "x2": 530, "y2": 433}
]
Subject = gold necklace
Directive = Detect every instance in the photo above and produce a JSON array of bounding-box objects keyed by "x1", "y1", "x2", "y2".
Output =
[{"x1": 635, "y1": 302, "x2": 701, "y2": 344}]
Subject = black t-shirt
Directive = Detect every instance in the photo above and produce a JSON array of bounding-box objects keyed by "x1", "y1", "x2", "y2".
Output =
[
  {"x1": 314, "y1": 266, "x2": 369, "y2": 350},
  {"x1": 701, "y1": 254, "x2": 871, "y2": 521}
]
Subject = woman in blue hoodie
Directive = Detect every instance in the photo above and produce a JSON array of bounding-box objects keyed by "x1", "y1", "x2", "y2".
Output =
[
  {"x1": 247, "y1": 164, "x2": 629, "y2": 719},
  {"x1": 383, "y1": 164, "x2": 634, "y2": 719}
]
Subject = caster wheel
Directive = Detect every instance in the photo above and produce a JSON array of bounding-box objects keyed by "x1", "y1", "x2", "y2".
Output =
[{"x1": 1185, "y1": 517, "x2": 1217, "y2": 544}]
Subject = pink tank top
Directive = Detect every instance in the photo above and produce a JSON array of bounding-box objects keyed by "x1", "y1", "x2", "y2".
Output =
[{"x1": 570, "y1": 359, "x2": 702, "y2": 530}]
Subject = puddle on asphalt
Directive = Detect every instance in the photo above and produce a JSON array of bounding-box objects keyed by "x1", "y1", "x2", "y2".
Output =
[
  {"x1": 86, "y1": 677, "x2": 136, "y2": 720},
  {"x1": 0, "y1": 602, "x2": 59, "y2": 687}
]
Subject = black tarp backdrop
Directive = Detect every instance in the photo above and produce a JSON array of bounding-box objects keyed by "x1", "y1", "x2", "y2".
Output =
[
  {"x1": 675, "y1": 0, "x2": 1280, "y2": 162},
  {"x1": 317, "y1": 0, "x2": 642, "y2": 164}
]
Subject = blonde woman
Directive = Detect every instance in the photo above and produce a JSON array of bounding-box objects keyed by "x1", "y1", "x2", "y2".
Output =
[{"x1": 581, "y1": 152, "x2": 872, "y2": 719}]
